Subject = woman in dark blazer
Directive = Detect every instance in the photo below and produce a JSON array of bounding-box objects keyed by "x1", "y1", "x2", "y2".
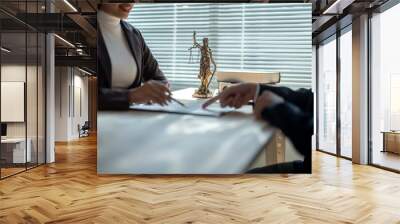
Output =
[{"x1": 97, "y1": 3, "x2": 171, "y2": 110}]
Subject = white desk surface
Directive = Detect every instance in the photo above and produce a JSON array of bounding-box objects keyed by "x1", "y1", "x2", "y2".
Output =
[{"x1": 98, "y1": 88, "x2": 274, "y2": 174}]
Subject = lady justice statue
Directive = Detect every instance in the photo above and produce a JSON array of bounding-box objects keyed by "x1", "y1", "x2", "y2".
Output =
[{"x1": 188, "y1": 31, "x2": 217, "y2": 98}]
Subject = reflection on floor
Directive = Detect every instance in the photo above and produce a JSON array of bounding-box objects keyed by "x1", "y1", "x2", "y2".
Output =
[
  {"x1": 0, "y1": 135, "x2": 399, "y2": 223},
  {"x1": 0, "y1": 163, "x2": 43, "y2": 179},
  {"x1": 373, "y1": 150, "x2": 400, "y2": 171},
  {"x1": 0, "y1": 167, "x2": 25, "y2": 178}
]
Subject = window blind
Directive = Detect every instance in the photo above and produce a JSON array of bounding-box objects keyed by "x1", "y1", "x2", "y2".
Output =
[{"x1": 127, "y1": 3, "x2": 312, "y2": 90}]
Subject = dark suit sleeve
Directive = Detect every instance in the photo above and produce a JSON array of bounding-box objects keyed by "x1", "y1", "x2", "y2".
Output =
[
  {"x1": 261, "y1": 102, "x2": 312, "y2": 171},
  {"x1": 262, "y1": 103, "x2": 312, "y2": 153},
  {"x1": 98, "y1": 87, "x2": 130, "y2": 111},
  {"x1": 97, "y1": 65, "x2": 131, "y2": 110},
  {"x1": 138, "y1": 31, "x2": 168, "y2": 84},
  {"x1": 259, "y1": 85, "x2": 310, "y2": 112},
  {"x1": 257, "y1": 85, "x2": 313, "y2": 172}
]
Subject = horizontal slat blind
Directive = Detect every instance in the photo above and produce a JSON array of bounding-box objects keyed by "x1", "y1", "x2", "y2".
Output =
[{"x1": 127, "y1": 3, "x2": 311, "y2": 90}]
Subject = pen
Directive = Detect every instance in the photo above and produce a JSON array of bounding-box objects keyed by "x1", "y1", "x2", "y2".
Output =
[{"x1": 169, "y1": 96, "x2": 186, "y2": 107}]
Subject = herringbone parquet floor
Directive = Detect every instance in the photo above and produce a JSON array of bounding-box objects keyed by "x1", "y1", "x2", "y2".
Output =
[{"x1": 1, "y1": 135, "x2": 400, "y2": 224}]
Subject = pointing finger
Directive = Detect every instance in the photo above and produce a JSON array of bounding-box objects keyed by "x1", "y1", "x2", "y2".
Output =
[{"x1": 202, "y1": 95, "x2": 220, "y2": 109}]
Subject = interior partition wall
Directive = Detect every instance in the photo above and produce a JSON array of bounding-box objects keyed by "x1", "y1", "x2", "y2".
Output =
[{"x1": 0, "y1": 1, "x2": 47, "y2": 179}]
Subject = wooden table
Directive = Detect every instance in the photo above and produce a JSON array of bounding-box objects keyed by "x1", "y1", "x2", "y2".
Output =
[
  {"x1": 97, "y1": 88, "x2": 274, "y2": 174},
  {"x1": 382, "y1": 131, "x2": 400, "y2": 154}
]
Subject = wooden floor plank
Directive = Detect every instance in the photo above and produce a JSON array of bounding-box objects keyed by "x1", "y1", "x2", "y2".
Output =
[{"x1": 0, "y1": 135, "x2": 399, "y2": 223}]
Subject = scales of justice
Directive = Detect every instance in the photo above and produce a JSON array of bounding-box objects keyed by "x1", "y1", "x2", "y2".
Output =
[{"x1": 188, "y1": 31, "x2": 217, "y2": 98}]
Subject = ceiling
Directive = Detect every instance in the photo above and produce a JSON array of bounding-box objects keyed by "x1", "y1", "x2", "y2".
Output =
[
  {"x1": 0, "y1": 0, "x2": 98, "y2": 72},
  {"x1": 311, "y1": 0, "x2": 390, "y2": 43}
]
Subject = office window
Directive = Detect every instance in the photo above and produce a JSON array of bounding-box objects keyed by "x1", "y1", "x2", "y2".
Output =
[
  {"x1": 339, "y1": 28, "x2": 352, "y2": 158},
  {"x1": 371, "y1": 3, "x2": 400, "y2": 171},
  {"x1": 128, "y1": 3, "x2": 312, "y2": 90},
  {"x1": 312, "y1": 45, "x2": 317, "y2": 150},
  {"x1": 317, "y1": 36, "x2": 337, "y2": 154}
]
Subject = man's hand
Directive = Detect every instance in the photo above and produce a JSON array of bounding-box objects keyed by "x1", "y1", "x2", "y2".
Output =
[
  {"x1": 254, "y1": 91, "x2": 284, "y2": 120},
  {"x1": 128, "y1": 80, "x2": 171, "y2": 106},
  {"x1": 202, "y1": 83, "x2": 257, "y2": 109}
]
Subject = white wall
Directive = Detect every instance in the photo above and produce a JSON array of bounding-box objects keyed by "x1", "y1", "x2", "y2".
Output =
[
  {"x1": 55, "y1": 66, "x2": 70, "y2": 141},
  {"x1": 1, "y1": 65, "x2": 40, "y2": 137},
  {"x1": 76, "y1": 74, "x2": 89, "y2": 129},
  {"x1": 55, "y1": 67, "x2": 89, "y2": 141},
  {"x1": 1, "y1": 64, "x2": 46, "y2": 164},
  {"x1": 1, "y1": 65, "x2": 27, "y2": 140},
  {"x1": 1, "y1": 66, "x2": 26, "y2": 131}
]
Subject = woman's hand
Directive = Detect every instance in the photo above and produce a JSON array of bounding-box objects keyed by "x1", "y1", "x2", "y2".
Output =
[
  {"x1": 202, "y1": 83, "x2": 258, "y2": 109},
  {"x1": 128, "y1": 80, "x2": 171, "y2": 106},
  {"x1": 254, "y1": 91, "x2": 284, "y2": 120}
]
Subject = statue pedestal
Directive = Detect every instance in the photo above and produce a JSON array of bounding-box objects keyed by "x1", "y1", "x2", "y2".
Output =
[
  {"x1": 192, "y1": 92, "x2": 213, "y2": 99},
  {"x1": 192, "y1": 89, "x2": 213, "y2": 98}
]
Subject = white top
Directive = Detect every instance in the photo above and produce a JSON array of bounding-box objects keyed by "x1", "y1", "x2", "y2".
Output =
[{"x1": 97, "y1": 10, "x2": 138, "y2": 88}]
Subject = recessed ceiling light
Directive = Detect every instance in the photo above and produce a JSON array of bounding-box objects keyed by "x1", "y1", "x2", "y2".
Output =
[
  {"x1": 78, "y1": 67, "x2": 92, "y2": 76},
  {"x1": 323, "y1": 0, "x2": 353, "y2": 15},
  {"x1": 63, "y1": 0, "x2": 78, "y2": 12},
  {"x1": 1, "y1": 47, "x2": 11, "y2": 53},
  {"x1": 54, "y1": 34, "x2": 75, "y2": 48}
]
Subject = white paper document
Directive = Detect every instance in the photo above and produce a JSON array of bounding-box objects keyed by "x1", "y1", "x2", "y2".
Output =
[{"x1": 129, "y1": 100, "x2": 246, "y2": 117}]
